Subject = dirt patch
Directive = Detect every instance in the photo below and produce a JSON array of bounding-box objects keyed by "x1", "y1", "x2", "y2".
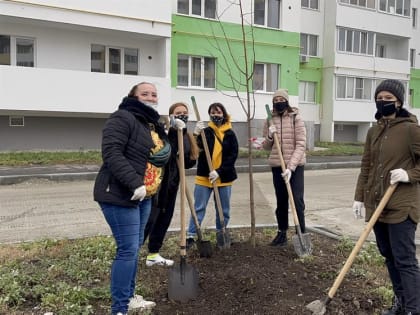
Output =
[{"x1": 140, "y1": 229, "x2": 390, "y2": 315}]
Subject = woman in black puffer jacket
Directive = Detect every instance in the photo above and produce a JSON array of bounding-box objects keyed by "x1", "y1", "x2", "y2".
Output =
[{"x1": 94, "y1": 82, "x2": 169, "y2": 315}]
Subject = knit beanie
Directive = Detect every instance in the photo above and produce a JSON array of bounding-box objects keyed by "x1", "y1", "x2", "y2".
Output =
[
  {"x1": 272, "y1": 89, "x2": 289, "y2": 101},
  {"x1": 374, "y1": 79, "x2": 405, "y2": 105}
]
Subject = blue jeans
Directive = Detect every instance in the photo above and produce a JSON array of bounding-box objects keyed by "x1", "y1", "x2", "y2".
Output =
[
  {"x1": 187, "y1": 184, "x2": 231, "y2": 237},
  {"x1": 99, "y1": 199, "x2": 152, "y2": 314}
]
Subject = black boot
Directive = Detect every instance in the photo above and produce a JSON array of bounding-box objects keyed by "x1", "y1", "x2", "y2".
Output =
[
  {"x1": 382, "y1": 296, "x2": 405, "y2": 315},
  {"x1": 270, "y1": 231, "x2": 287, "y2": 246}
]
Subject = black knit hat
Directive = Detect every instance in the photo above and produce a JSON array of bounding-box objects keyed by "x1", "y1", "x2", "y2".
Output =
[{"x1": 374, "y1": 79, "x2": 405, "y2": 106}]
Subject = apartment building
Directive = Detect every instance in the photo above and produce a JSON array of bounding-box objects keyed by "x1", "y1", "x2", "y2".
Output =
[
  {"x1": 0, "y1": 0, "x2": 171, "y2": 150},
  {"x1": 1, "y1": 0, "x2": 419, "y2": 151}
]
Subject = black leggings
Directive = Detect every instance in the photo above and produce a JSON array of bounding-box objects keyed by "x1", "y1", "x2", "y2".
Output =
[{"x1": 272, "y1": 165, "x2": 305, "y2": 233}]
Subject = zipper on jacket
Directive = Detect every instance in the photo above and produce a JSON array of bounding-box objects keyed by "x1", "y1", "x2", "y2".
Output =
[{"x1": 377, "y1": 121, "x2": 390, "y2": 206}]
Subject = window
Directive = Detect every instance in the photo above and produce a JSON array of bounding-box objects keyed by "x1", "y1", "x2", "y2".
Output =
[
  {"x1": 177, "y1": 54, "x2": 216, "y2": 88},
  {"x1": 375, "y1": 44, "x2": 386, "y2": 57},
  {"x1": 379, "y1": 0, "x2": 411, "y2": 16},
  {"x1": 337, "y1": 27, "x2": 374, "y2": 55},
  {"x1": 339, "y1": 0, "x2": 375, "y2": 8},
  {"x1": 9, "y1": 116, "x2": 24, "y2": 127},
  {"x1": 300, "y1": 33, "x2": 318, "y2": 56},
  {"x1": 253, "y1": 63, "x2": 279, "y2": 92},
  {"x1": 299, "y1": 81, "x2": 316, "y2": 103},
  {"x1": 410, "y1": 49, "x2": 416, "y2": 67},
  {"x1": 177, "y1": 0, "x2": 216, "y2": 18},
  {"x1": 336, "y1": 76, "x2": 373, "y2": 100},
  {"x1": 413, "y1": 8, "x2": 418, "y2": 27},
  {"x1": 0, "y1": 35, "x2": 34, "y2": 67},
  {"x1": 301, "y1": 0, "x2": 319, "y2": 9},
  {"x1": 90, "y1": 45, "x2": 138, "y2": 75},
  {"x1": 254, "y1": 0, "x2": 281, "y2": 28}
]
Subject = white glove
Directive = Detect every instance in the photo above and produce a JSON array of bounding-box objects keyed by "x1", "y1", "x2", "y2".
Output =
[
  {"x1": 352, "y1": 201, "x2": 364, "y2": 219},
  {"x1": 209, "y1": 170, "x2": 219, "y2": 183},
  {"x1": 281, "y1": 169, "x2": 292, "y2": 183},
  {"x1": 390, "y1": 168, "x2": 409, "y2": 185},
  {"x1": 194, "y1": 121, "x2": 206, "y2": 135},
  {"x1": 172, "y1": 118, "x2": 186, "y2": 130},
  {"x1": 131, "y1": 185, "x2": 146, "y2": 201},
  {"x1": 268, "y1": 125, "x2": 277, "y2": 138}
]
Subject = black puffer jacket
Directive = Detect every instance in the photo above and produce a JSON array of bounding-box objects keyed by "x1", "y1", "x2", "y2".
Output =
[
  {"x1": 196, "y1": 127, "x2": 238, "y2": 183},
  {"x1": 93, "y1": 97, "x2": 167, "y2": 207}
]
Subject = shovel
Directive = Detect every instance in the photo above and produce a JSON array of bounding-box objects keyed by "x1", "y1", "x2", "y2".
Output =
[
  {"x1": 191, "y1": 96, "x2": 230, "y2": 249},
  {"x1": 265, "y1": 104, "x2": 312, "y2": 257},
  {"x1": 306, "y1": 184, "x2": 398, "y2": 315},
  {"x1": 185, "y1": 184, "x2": 213, "y2": 257},
  {"x1": 168, "y1": 126, "x2": 199, "y2": 302}
]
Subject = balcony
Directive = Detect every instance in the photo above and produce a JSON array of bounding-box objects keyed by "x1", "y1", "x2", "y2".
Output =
[{"x1": 0, "y1": 66, "x2": 170, "y2": 116}]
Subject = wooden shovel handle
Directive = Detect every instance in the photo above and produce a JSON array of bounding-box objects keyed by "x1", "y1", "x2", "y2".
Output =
[
  {"x1": 177, "y1": 127, "x2": 187, "y2": 256},
  {"x1": 327, "y1": 183, "x2": 397, "y2": 299},
  {"x1": 191, "y1": 96, "x2": 226, "y2": 229}
]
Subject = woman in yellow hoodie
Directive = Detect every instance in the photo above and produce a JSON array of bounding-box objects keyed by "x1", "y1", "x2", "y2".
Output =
[{"x1": 186, "y1": 102, "x2": 238, "y2": 249}]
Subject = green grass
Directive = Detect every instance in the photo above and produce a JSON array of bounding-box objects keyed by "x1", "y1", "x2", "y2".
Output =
[{"x1": 0, "y1": 142, "x2": 364, "y2": 166}]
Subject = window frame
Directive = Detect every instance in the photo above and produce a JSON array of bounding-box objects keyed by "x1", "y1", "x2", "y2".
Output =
[
  {"x1": 378, "y1": 0, "x2": 411, "y2": 17},
  {"x1": 338, "y1": 0, "x2": 375, "y2": 8},
  {"x1": 177, "y1": 0, "x2": 216, "y2": 19},
  {"x1": 337, "y1": 27, "x2": 374, "y2": 56},
  {"x1": 336, "y1": 76, "x2": 373, "y2": 100},
  {"x1": 300, "y1": 33, "x2": 318, "y2": 56},
  {"x1": 177, "y1": 54, "x2": 216, "y2": 89},
  {"x1": 0, "y1": 35, "x2": 35, "y2": 67},
  {"x1": 252, "y1": 62, "x2": 279, "y2": 93},
  {"x1": 90, "y1": 44, "x2": 139, "y2": 75},
  {"x1": 301, "y1": 0, "x2": 319, "y2": 10},
  {"x1": 254, "y1": 0, "x2": 281, "y2": 29},
  {"x1": 299, "y1": 81, "x2": 316, "y2": 103}
]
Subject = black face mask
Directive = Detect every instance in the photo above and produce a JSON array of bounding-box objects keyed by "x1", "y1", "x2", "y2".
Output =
[
  {"x1": 273, "y1": 101, "x2": 288, "y2": 113},
  {"x1": 174, "y1": 114, "x2": 188, "y2": 124},
  {"x1": 375, "y1": 100, "x2": 397, "y2": 118},
  {"x1": 210, "y1": 115, "x2": 224, "y2": 126}
]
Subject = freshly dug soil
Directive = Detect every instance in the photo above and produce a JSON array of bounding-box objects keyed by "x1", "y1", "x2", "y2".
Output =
[{"x1": 139, "y1": 229, "x2": 390, "y2": 315}]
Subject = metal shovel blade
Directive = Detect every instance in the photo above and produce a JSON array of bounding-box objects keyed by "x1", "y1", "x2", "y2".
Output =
[
  {"x1": 216, "y1": 230, "x2": 231, "y2": 249},
  {"x1": 292, "y1": 232, "x2": 313, "y2": 257},
  {"x1": 168, "y1": 258, "x2": 199, "y2": 302},
  {"x1": 196, "y1": 239, "x2": 213, "y2": 258}
]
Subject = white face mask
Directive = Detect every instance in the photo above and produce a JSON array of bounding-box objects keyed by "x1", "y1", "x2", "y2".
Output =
[{"x1": 143, "y1": 102, "x2": 158, "y2": 109}]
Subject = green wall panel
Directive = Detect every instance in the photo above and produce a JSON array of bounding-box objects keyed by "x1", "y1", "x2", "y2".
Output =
[
  {"x1": 298, "y1": 57, "x2": 323, "y2": 103},
  {"x1": 410, "y1": 68, "x2": 420, "y2": 108},
  {"x1": 171, "y1": 14, "x2": 300, "y2": 95}
]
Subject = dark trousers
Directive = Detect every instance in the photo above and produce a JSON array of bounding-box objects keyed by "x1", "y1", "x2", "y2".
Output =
[
  {"x1": 271, "y1": 165, "x2": 305, "y2": 233},
  {"x1": 143, "y1": 192, "x2": 177, "y2": 254},
  {"x1": 374, "y1": 218, "x2": 420, "y2": 313}
]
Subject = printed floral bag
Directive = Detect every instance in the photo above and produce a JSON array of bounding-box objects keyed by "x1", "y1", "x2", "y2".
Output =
[{"x1": 144, "y1": 130, "x2": 170, "y2": 197}]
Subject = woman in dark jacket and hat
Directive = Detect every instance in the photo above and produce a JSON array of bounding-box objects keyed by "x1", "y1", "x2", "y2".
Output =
[
  {"x1": 353, "y1": 79, "x2": 420, "y2": 315},
  {"x1": 93, "y1": 82, "x2": 170, "y2": 315}
]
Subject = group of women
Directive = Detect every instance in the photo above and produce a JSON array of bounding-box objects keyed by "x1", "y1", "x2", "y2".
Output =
[{"x1": 93, "y1": 79, "x2": 420, "y2": 315}]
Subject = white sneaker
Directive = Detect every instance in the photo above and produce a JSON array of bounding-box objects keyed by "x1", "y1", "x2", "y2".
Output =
[
  {"x1": 128, "y1": 295, "x2": 156, "y2": 310},
  {"x1": 115, "y1": 313, "x2": 127, "y2": 315},
  {"x1": 146, "y1": 253, "x2": 174, "y2": 267}
]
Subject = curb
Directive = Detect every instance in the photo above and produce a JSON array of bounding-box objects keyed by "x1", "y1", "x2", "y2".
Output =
[{"x1": 0, "y1": 162, "x2": 362, "y2": 186}]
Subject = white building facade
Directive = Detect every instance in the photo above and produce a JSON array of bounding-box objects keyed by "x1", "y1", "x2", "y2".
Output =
[{"x1": 1, "y1": 0, "x2": 419, "y2": 150}]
